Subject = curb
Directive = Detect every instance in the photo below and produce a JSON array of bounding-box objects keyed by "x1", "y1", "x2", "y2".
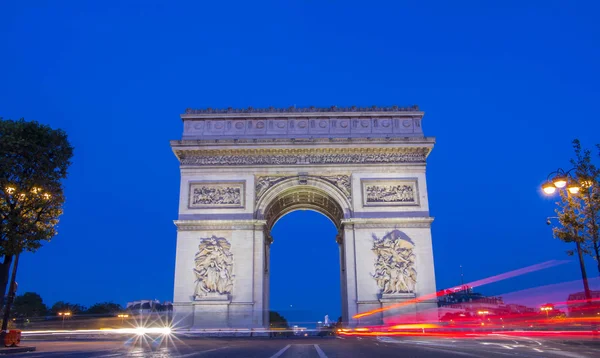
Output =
[{"x1": 0, "y1": 346, "x2": 36, "y2": 355}]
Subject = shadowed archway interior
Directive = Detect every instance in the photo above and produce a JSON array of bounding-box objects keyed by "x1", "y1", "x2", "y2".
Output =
[
  {"x1": 269, "y1": 210, "x2": 341, "y2": 326},
  {"x1": 263, "y1": 187, "x2": 345, "y2": 231}
]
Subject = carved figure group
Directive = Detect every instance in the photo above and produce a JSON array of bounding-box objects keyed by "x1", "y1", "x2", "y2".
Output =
[
  {"x1": 192, "y1": 186, "x2": 241, "y2": 205},
  {"x1": 366, "y1": 184, "x2": 414, "y2": 203},
  {"x1": 193, "y1": 236, "x2": 234, "y2": 298},
  {"x1": 371, "y1": 231, "x2": 417, "y2": 294},
  {"x1": 320, "y1": 175, "x2": 351, "y2": 198},
  {"x1": 255, "y1": 176, "x2": 289, "y2": 201}
]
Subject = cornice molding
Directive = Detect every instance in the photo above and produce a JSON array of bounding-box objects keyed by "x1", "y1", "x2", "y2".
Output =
[
  {"x1": 171, "y1": 136, "x2": 435, "y2": 147},
  {"x1": 182, "y1": 105, "x2": 421, "y2": 117},
  {"x1": 341, "y1": 217, "x2": 434, "y2": 229}
]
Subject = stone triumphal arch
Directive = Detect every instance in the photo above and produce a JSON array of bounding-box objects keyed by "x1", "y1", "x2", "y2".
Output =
[{"x1": 171, "y1": 106, "x2": 437, "y2": 328}]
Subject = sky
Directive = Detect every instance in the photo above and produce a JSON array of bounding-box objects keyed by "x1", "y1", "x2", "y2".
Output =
[{"x1": 1, "y1": 1, "x2": 599, "y2": 323}]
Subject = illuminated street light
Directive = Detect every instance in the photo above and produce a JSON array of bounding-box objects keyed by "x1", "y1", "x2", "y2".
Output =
[
  {"x1": 553, "y1": 176, "x2": 567, "y2": 188},
  {"x1": 58, "y1": 311, "x2": 71, "y2": 329},
  {"x1": 542, "y1": 168, "x2": 592, "y2": 305},
  {"x1": 542, "y1": 168, "x2": 580, "y2": 196},
  {"x1": 540, "y1": 305, "x2": 553, "y2": 318},
  {"x1": 542, "y1": 182, "x2": 557, "y2": 194},
  {"x1": 567, "y1": 182, "x2": 580, "y2": 194},
  {"x1": 477, "y1": 310, "x2": 489, "y2": 315},
  {"x1": 117, "y1": 314, "x2": 129, "y2": 325}
]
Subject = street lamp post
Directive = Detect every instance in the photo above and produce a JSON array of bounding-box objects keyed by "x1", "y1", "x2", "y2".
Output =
[
  {"x1": 58, "y1": 312, "x2": 71, "y2": 329},
  {"x1": 541, "y1": 168, "x2": 592, "y2": 304},
  {"x1": 117, "y1": 314, "x2": 129, "y2": 325},
  {"x1": 540, "y1": 306, "x2": 553, "y2": 318},
  {"x1": 477, "y1": 310, "x2": 489, "y2": 326}
]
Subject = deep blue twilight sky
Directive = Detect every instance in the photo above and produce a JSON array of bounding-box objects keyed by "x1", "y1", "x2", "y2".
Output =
[{"x1": 1, "y1": 1, "x2": 599, "y2": 324}]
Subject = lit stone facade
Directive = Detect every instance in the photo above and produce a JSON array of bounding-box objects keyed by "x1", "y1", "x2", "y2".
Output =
[{"x1": 171, "y1": 106, "x2": 437, "y2": 328}]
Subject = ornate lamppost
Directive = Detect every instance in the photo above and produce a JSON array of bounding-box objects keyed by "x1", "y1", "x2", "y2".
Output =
[{"x1": 541, "y1": 168, "x2": 592, "y2": 303}]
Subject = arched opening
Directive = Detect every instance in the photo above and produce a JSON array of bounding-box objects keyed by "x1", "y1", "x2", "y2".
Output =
[
  {"x1": 258, "y1": 180, "x2": 351, "y2": 329},
  {"x1": 270, "y1": 210, "x2": 340, "y2": 328}
]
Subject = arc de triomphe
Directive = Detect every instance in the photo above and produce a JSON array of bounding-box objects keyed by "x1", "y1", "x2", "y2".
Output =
[{"x1": 171, "y1": 106, "x2": 437, "y2": 328}]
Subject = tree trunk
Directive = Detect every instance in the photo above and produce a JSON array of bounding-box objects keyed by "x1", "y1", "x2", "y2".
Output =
[{"x1": 0, "y1": 255, "x2": 13, "y2": 311}]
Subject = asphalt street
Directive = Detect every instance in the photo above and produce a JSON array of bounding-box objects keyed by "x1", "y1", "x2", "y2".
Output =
[{"x1": 12, "y1": 335, "x2": 600, "y2": 357}]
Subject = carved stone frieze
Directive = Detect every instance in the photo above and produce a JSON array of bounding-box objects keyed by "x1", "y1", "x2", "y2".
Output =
[
  {"x1": 178, "y1": 148, "x2": 428, "y2": 166},
  {"x1": 371, "y1": 230, "x2": 417, "y2": 294},
  {"x1": 193, "y1": 236, "x2": 234, "y2": 299}
]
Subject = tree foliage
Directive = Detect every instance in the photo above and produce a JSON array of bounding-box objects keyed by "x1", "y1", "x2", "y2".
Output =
[
  {"x1": 50, "y1": 301, "x2": 86, "y2": 315},
  {"x1": 0, "y1": 117, "x2": 74, "y2": 256},
  {"x1": 553, "y1": 139, "x2": 600, "y2": 273},
  {"x1": 269, "y1": 311, "x2": 289, "y2": 328},
  {"x1": 12, "y1": 292, "x2": 47, "y2": 318},
  {"x1": 86, "y1": 302, "x2": 123, "y2": 315}
]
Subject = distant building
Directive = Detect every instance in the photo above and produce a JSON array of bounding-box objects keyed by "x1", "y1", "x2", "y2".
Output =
[
  {"x1": 505, "y1": 303, "x2": 535, "y2": 314},
  {"x1": 438, "y1": 285, "x2": 506, "y2": 315},
  {"x1": 566, "y1": 290, "x2": 600, "y2": 317}
]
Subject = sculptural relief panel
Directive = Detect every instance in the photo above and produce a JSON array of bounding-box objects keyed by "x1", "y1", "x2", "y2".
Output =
[
  {"x1": 361, "y1": 179, "x2": 419, "y2": 207},
  {"x1": 188, "y1": 181, "x2": 245, "y2": 209},
  {"x1": 371, "y1": 230, "x2": 417, "y2": 294},
  {"x1": 193, "y1": 236, "x2": 235, "y2": 299}
]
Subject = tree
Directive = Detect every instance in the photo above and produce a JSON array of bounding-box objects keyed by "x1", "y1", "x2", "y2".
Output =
[
  {"x1": 269, "y1": 311, "x2": 289, "y2": 328},
  {"x1": 0, "y1": 118, "x2": 74, "y2": 311},
  {"x1": 86, "y1": 302, "x2": 123, "y2": 316},
  {"x1": 12, "y1": 292, "x2": 47, "y2": 318},
  {"x1": 553, "y1": 139, "x2": 600, "y2": 274},
  {"x1": 50, "y1": 301, "x2": 86, "y2": 315}
]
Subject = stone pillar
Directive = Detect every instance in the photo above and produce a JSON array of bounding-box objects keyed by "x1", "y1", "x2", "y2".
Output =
[
  {"x1": 346, "y1": 218, "x2": 436, "y2": 326},
  {"x1": 263, "y1": 230, "x2": 273, "y2": 327},
  {"x1": 336, "y1": 232, "x2": 348, "y2": 325},
  {"x1": 172, "y1": 220, "x2": 265, "y2": 329},
  {"x1": 252, "y1": 222, "x2": 266, "y2": 328},
  {"x1": 341, "y1": 223, "x2": 359, "y2": 326}
]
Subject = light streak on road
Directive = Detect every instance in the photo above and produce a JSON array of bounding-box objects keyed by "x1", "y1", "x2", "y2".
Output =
[{"x1": 353, "y1": 260, "x2": 568, "y2": 319}]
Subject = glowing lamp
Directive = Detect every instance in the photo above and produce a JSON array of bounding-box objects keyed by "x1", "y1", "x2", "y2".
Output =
[
  {"x1": 542, "y1": 182, "x2": 556, "y2": 195},
  {"x1": 552, "y1": 176, "x2": 567, "y2": 188},
  {"x1": 567, "y1": 183, "x2": 580, "y2": 194}
]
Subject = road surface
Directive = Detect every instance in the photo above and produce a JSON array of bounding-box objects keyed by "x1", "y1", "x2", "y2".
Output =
[{"x1": 14, "y1": 335, "x2": 600, "y2": 357}]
